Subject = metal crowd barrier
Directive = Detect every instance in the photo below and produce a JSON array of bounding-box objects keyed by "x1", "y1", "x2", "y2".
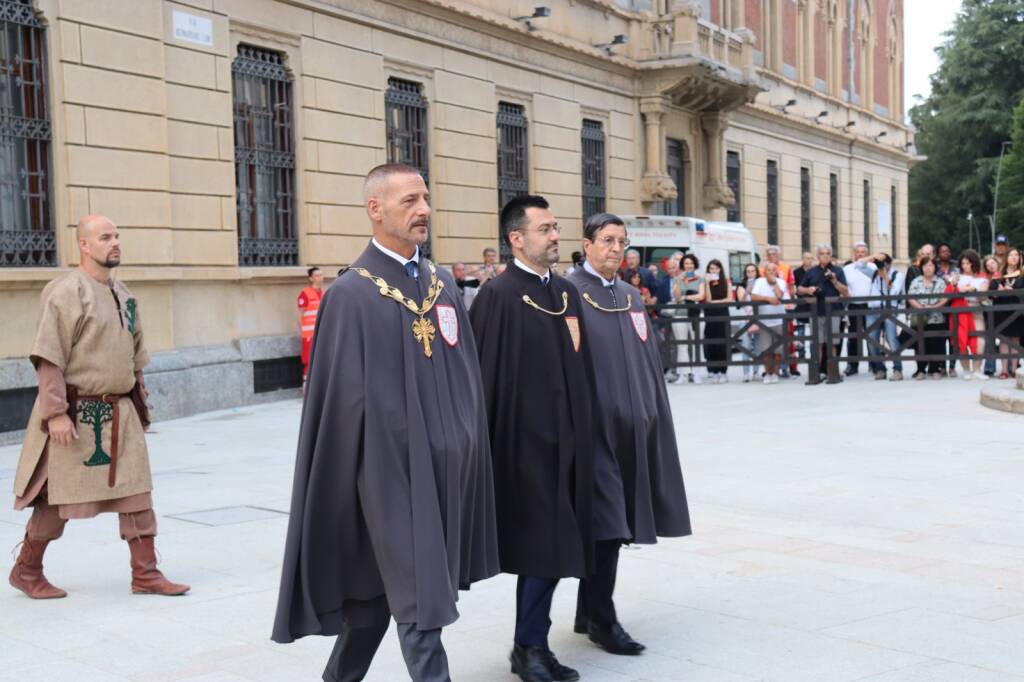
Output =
[{"x1": 652, "y1": 288, "x2": 1024, "y2": 386}]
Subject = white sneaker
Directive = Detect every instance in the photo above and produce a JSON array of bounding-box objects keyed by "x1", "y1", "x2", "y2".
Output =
[
  {"x1": 743, "y1": 375, "x2": 751, "y2": 383},
  {"x1": 671, "y1": 373, "x2": 687, "y2": 385},
  {"x1": 721, "y1": 375, "x2": 729, "y2": 384},
  {"x1": 975, "y1": 372, "x2": 989, "y2": 381},
  {"x1": 693, "y1": 374, "x2": 703, "y2": 385},
  {"x1": 961, "y1": 372, "x2": 973, "y2": 381},
  {"x1": 762, "y1": 375, "x2": 771, "y2": 384},
  {"x1": 771, "y1": 374, "x2": 780, "y2": 384}
]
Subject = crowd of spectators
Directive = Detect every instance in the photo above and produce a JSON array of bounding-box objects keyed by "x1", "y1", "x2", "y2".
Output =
[{"x1": 448, "y1": 236, "x2": 1024, "y2": 386}]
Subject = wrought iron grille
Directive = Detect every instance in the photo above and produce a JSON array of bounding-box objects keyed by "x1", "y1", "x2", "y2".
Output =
[
  {"x1": 386, "y1": 77, "x2": 430, "y2": 258},
  {"x1": 663, "y1": 138, "x2": 686, "y2": 215},
  {"x1": 800, "y1": 167, "x2": 811, "y2": 252},
  {"x1": 232, "y1": 45, "x2": 297, "y2": 267},
  {"x1": 863, "y1": 179, "x2": 871, "y2": 249},
  {"x1": 829, "y1": 173, "x2": 839, "y2": 251},
  {"x1": 766, "y1": 160, "x2": 778, "y2": 245},
  {"x1": 726, "y1": 151, "x2": 741, "y2": 222},
  {"x1": 0, "y1": 0, "x2": 53, "y2": 267},
  {"x1": 497, "y1": 102, "x2": 528, "y2": 260},
  {"x1": 581, "y1": 119, "x2": 606, "y2": 219}
]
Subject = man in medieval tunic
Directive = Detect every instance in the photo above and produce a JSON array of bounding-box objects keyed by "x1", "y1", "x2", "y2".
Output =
[
  {"x1": 470, "y1": 195, "x2": 596, "y2": 682},
  {"x1": 566, "y1": 212, "x2": 691, "y2": 656},
  {"x1": 272, "y1": 164, "x2": 499, "y2": 682},
  {"x1": 9, "y1": 215, "x2": 189, "y2": 600}
]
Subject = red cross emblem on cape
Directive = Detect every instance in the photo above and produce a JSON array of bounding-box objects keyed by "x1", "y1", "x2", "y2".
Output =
[
  {"x1": 435, "y1": 304, "x2": 459, "y2": 347},
  {"x1": 565, "y1": 316, "x2": 581, "y2": 352},
  {"x1": 629, "y1": 311, "x2": 648, "y2": 342}
]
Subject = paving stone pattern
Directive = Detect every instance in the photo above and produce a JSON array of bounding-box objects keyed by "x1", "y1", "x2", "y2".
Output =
[{"x1": 0, "y1": 374, "x2": 1021, "y2": 681}]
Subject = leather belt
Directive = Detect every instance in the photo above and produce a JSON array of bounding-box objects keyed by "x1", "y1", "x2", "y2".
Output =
[{"x1": 75, "y1": 392, "x2": 130, "y2": 488}]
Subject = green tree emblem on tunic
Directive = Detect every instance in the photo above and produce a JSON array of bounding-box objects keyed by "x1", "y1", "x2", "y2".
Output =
[
  {"x1": 78, "y1": 400, "x2": 113, "y2": 467},
  {"x1": 125, "y1": 298, "x2": 138, "y2": 335}
]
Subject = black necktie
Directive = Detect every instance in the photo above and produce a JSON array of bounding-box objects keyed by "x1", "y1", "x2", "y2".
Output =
[{"x1": 404, "y1": 261, "x2": 417, "y2": 279}]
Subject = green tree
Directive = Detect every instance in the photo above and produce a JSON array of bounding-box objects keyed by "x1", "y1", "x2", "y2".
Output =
[
  {"x1": 996, "y1": 97, "x2": 1024, "y2": 239},
  {"x1": 909, "y1": 0, "x2": 1024, "y2": 252},
  {"x1": 78, "y1": 400, "x2": 112, "y2": 466}
]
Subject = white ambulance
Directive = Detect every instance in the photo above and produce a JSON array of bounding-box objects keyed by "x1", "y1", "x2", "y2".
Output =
[{"x1": 619, "y1": 215, "x2": 759, "y2": 282}]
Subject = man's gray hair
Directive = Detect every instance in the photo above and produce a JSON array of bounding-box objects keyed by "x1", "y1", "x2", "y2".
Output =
[
  {"x1": 362, "y1": 163, "x2": 424, "y2": 202},
  {"x1": 626, "y1": 248, "x2": 640, "y2": 257},
  {"x1": 816, "y1": 244, "x2": 833, "y2": 254},
  {"x1": 766, "y1": 244, "x2": 780, "y2": 254},
  {"x1": 852, "y1": 241, "x2": 868, "y2": 249}
]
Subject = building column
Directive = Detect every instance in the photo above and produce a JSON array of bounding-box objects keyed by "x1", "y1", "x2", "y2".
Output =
[
  {"x1": 639, "y1": 95, "x2": 677, "y2": 211},
  {"x1": 700, "y1": 111, "x2": 733, "y2": 217}
]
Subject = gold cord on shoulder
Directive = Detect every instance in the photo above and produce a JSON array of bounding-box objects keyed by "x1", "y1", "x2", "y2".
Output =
[
  {"x1": 522, "y1": 291, "x2": 569, "y2": 316},
  {"x1": 350, "y1": 261, "x2": 444, "y2": 357},
  {"x1": 582, "y1": 292, "x2": 633, "y2": 313}
]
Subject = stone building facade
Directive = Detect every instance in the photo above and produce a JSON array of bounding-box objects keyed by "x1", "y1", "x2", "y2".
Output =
[{"x1": 0, "y1": 0, "x2": 910, "y2": 429}]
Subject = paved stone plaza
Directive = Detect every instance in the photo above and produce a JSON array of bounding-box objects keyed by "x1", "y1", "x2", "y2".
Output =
[{"x1": 1, "y1": 375, "x2": 1021, "y2": 681}]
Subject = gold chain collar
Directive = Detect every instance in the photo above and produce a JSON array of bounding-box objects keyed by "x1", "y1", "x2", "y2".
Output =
[
  {"x1": 351, "y1": 261, "x2": 444, "y2": 357},
  {"x1": 522, "y1": 291, "x2": 569, "y2": 316},
  {"x1": 582, "y1": 291, "x2": 633, "y2": 313}
]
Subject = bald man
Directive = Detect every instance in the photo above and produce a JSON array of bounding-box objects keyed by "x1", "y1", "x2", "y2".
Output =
[{"x1": 9, "y1": 215, "x2": 189, "y2": 600}]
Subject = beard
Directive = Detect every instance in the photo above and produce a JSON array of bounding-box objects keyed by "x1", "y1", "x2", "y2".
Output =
[{"x1": 94, "y1": 252, "x2": 120, "y2": 268}]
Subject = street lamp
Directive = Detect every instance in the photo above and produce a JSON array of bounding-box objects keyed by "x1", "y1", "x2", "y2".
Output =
[
  {"x1": 514, "y1": 7, "x2": 550, "y2": 31},
  {"x1": 594, "y1": 34, "x2": 628, "y2": 55},
  {"x1": 992, "y1": 140, "x2": 1012, "y2": 252}
]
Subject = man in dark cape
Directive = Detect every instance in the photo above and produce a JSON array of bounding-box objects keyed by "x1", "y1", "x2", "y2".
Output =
[
  {"x1": 470, "y1": 195, "x2": 595, "y2": 682},
  {"x1": 566, "y1": 212, "x2": 692, "y2": 657},
  {"x1": 272, "y1": 164, "x2": 499, "y2": 682}
]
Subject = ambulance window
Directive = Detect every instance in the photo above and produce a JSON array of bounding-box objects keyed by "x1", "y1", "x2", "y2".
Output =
[{"x1": 728, "y1": 252, "x2": 747, "y2": 282}]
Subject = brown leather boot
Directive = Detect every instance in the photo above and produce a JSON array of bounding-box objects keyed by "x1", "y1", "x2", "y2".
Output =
[
  {"x1": 127, "y1": 536, "x2": 189, "y2": 596},
  {"x1": 9, "y1": 535, "x2": 67, "y2": 599}
]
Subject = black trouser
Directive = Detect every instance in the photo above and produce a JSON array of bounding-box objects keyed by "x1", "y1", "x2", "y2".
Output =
[
  {"x1": 323, "y1": 617, "x2": 450, "y2": 682},
  {"x1": 920, "y1": 322, "x2": 947, "y2": 375},
  {"x1": 515, "y1": 576, "x2": 559, "y2": 648},
  {"x1": 845, "y1": 304, "x2": 868, "y2": 371},
  {"x1": 575, "y1": 540, "x2": 622, "y2": 628}
]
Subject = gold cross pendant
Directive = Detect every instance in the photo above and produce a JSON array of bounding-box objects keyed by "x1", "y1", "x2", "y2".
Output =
[{"x1": 412, "y1": 317, "x2": 436, "y2": 358}]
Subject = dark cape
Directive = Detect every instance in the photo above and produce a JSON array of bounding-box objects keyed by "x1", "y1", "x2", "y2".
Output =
[
  {"x1": 567, "y1": 268, "x2": 691, "y2": 544},
  {"x1": 272, "y1": 242, "x2": 500, "y2": 643},
  {"x1": 470, "y1": 264, "x2": 595, "y2": 579}
]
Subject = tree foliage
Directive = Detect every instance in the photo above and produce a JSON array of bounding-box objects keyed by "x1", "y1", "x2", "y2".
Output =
[
  {"x1": 997, "y1": 97, "x2": 1024, "y2": 236},
  {"x1": 909, "y1": 0, "x2": 1024, "y2": 252}
]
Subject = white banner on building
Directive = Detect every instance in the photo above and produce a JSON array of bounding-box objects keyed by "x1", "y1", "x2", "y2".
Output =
[{"x1": 877, "y1": 200, "x2": 891, "y2": 237}]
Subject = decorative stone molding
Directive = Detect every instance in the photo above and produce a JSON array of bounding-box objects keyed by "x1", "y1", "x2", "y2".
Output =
[
  {"x1": 733, "y1": 27, "x2": 756, "y2": 45},
  {"x1": 670, "y1": 0, "x2": 703, "y2": 18},
  {"x1": 702, "y1": 180, "x2": 736, "y2": 211},
  {"x1": 641, "y1": 173, "x2": 679, "y2": 203}
]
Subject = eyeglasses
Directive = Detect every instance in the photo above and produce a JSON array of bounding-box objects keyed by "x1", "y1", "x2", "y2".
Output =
[
  {"x1": 525, "y1": 224, "x2": 560, "y2": 236},
  {"x1": 595, "y1": 236, "x2": 630, "y2": 249}
]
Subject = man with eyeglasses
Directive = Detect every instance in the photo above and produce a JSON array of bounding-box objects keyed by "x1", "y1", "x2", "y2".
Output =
[
  {"x1": 471, "y1": 195, "x2": 596, "y2": 682},
  {"x1": 566, "y1": 213, "x2": 691, "y2": 657},
  {"x1": 9, "y1": 215, "x2": 189, "y2": 600}
]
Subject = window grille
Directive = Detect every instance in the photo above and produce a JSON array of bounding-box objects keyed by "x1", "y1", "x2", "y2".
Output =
[
  {"x1": 581, "y1": 119, "x2": 606, "y2": 219},
  {"x1": 0, "y1": 0, "x2": 54, "y2": 267},
  {"x1": 232, "y1": 45, "x2": 297, "y2": 267},
  {"x1": 386, "y1": 77, "x2": 431, "y2": 258},
  {"x1": 497, "y1": 102, "x2": 528, "y2": 260}
]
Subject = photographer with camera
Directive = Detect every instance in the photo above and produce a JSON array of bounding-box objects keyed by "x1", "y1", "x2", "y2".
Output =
[
  {"x1": 859, "y1": 253, "x2": 906, "y2": 380},
  {"x1": 797, "y1": 245, "x2": 849, "y2": 380}
]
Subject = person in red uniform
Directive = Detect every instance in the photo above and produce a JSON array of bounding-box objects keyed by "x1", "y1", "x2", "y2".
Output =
[{"x1": 297, "y1": 267, "x2": 324, "y2": 387}]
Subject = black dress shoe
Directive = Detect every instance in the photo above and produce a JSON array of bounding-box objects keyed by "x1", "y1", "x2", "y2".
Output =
[
  {"x1": 544, "y1": 650, "x2": 580, "y2": 682},
  {"x1": 844, "y1": 366, "x2": 858, "y2": 376},
  {"x1": 510, "y1": 645, "x2": 555, "y2": 682},
  {"x1": 573, "y1": 616, "x2": 588, "y2": 634},
  {"x1": 588, "y1": 622, "x2": 646, "y2": 655}
]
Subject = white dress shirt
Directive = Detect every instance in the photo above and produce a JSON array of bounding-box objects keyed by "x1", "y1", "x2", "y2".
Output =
[
  {"x1": 372, "y1": 238, "x2": 420, "y2": 277},
  {"x1": 513, "y1": 257, "x2": 550, "y2": 285},
  {"x1": 583, "y1": 260, "x2": 615, "y2": 288}
]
